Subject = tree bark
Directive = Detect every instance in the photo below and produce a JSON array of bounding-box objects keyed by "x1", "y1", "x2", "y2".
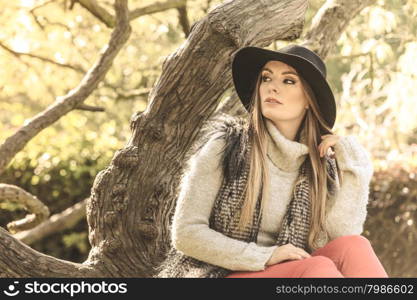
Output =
[
  {"x1": 0, "y1": 227, "x2": 103, "y2": 278},
  {"x1": 0, "y1": 0, "x2": 374, "y2": 277}
]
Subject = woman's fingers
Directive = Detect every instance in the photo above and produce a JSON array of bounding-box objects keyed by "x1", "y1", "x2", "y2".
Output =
[
  {"x1": 286, "y1": 244, "x2": 312, "y2": 259},
  {"x1": 318, "y1": 143, "x2": 327, "y2": 157},
  {"x1": 296, "y1": 249, "x2": 311, "y2": 259},
  {"x1": 296, "y1": 252, "x2": 309, "y2": 259}
]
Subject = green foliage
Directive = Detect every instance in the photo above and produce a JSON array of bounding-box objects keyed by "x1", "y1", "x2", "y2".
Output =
[
  {"x1": 62, "y1": 232, "x2": 89, "y2": 255},
  {"x1": 367, "y1": 162, "x2": 417, "y2": 277},
  {"x1": 1, "y1": 152, "x2": 107, "y2": 263}
]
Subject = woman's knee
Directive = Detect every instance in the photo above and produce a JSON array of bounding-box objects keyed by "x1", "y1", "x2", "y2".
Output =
[
  {"x1": 307, "y1": 255, "x2": 337, "y2": 268},
  {"x1": 332, "y1": 234, "x2": 371, "y2": 248},
  {"x1": 299, "y1": 256, "x2": 342, "y2": 277}
]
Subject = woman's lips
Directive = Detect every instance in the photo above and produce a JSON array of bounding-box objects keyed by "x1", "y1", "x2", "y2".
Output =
[{"x1": 265, "y1": 97, "x2": 283, "y2": 104}]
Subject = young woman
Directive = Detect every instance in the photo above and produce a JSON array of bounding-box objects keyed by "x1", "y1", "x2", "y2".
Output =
[{"x1": 154, "y1": 44, "x2": 388, "y2": 278}]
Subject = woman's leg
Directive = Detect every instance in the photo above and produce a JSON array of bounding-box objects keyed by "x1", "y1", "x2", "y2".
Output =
[
  {"x1": 225, "y1": 256, "x2": 344, "y2": 278},
  {"x1": 311, "y1": 234, "x2": 388, "y2": 278}
]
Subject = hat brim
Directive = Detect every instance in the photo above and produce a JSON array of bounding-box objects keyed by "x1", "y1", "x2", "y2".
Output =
[{"x1": 232, "y1": 47, "x2": 336, "y2": 130}]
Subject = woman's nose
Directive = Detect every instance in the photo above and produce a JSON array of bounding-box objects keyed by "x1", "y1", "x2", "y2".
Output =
[{"x1": 270, "y1": 85, "x2": 279, "y2": 94}]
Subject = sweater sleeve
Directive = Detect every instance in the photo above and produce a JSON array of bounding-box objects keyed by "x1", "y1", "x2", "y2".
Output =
[
  {"x1": 325, "y1": 135, "x2": 374, "y2": 240},
  {"x1": 171, "y1": 134, "x2": 277, "y2": 271}
]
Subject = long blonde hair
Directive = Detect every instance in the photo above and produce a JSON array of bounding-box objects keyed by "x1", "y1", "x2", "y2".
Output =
[{"x1": 236, "y1": 69, "x2": 343, "y2": 252}]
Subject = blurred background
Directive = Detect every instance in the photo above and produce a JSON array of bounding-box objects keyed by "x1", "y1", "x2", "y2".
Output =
[{"x1": 0, "y1": 0, "x2": 416, "y2": 277}]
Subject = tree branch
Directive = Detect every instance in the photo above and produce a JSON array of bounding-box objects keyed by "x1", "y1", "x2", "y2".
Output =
[
  {"x1": 0, "y1": 0, "x2": 131, "y2": 175},
  {"x1": 74, "y1": 0, "x2": 115, "y2": 28},
  {"x1": 302, "y1": 0, "x2": 375, "y2": 59},
  {"x1": 0, "y1": 41, "x2": 85, "y2": 74},
  {"x1": 13, "y1": 199, "x2": 87, "y2": 246},
  {"x1": 177, "y1": 5, "x2": 190, "y2": 37},
  {"x1": 75, "y1": 0, "x2": 187, "y2": 28},
  {"x1": 0, "y1": 184, "x2": 50, "y2": 233},
  {"x1": 129, "y1": 0, "x2": 188, "y2": 21},
  {"x1": 76, "y1": 104, "x2": 105, "y2": 112}
]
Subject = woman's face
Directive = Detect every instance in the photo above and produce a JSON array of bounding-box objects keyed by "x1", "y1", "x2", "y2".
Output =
[{"x1": 259, "y1": 60, "x2": 308, "y2": 127}]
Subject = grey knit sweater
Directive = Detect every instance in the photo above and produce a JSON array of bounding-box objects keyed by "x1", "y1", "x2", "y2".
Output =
[{"x1": 171, "y1": 119, "x2": 374, "y2": 272}]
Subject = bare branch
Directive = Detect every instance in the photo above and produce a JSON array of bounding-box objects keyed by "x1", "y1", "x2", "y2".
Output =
[
  {"x1": 76, "y1": 104, "x2": 105, "y2": 112},
  {"x1": 75, "y1": 0, "x2": 115, "y2": 28},
  {"x1": 13, "y1": 199, "x2": 87, "y2": 246},
  {"x1": 302, "y1": 0, "x2": 375, "y2": 59},
  {"x1": 129, "y1": 0, "x2": 187, "y2": 21},
  {"x1": 75, "y1": 0, "x2": 187, "y2": 28},
  {"x1": 0, "y1": 184, "x2": 50, "y2": 233},
  {"x1": 0, "y1": 41, "x2": 85, "y2": 73},
  {"x1": 0, "y1": 0, "x2": 132, "y2": 175},
  {"x1": 177, "y1": 5, "x2": 190, "y2": 37},
  {"x1": 29, "y1": 0, "x2": 55, "y2": 13},
  {"x1": 28, "y1": 0, "x2": 55, "y2": 29}
]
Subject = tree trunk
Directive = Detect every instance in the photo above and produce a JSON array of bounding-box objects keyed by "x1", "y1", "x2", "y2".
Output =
[{"x1": 0, "y1": 0, "x2": 373, "y2": 277}]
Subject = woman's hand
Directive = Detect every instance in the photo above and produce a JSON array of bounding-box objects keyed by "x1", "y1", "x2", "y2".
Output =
[
  {"x1": 266, "y1": 243, "x2": 312, "y2": 266},
  {"x1": 318, "y1": 134, "x2": 340, "y2": 158}
]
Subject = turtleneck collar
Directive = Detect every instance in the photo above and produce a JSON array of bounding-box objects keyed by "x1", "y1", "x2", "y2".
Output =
[{"x1": 265, "y1": 118, "x2": 309, "y2": 172}]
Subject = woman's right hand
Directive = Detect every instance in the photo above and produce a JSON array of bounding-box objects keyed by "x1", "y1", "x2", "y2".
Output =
[{"x1": 266, "y1": 243, "x2": 311, "y2": 266}]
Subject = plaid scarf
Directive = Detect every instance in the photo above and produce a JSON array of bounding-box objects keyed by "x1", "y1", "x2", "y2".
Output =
[{"x1": 154, "y1": 117, "x2": 339, "y2": 278}]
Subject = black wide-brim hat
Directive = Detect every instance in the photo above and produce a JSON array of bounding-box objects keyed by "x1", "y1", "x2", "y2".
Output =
[{"x1": 232, "y1": 44, "x2": 336, "y2": 130}]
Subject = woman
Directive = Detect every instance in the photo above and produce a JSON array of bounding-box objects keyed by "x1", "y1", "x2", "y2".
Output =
[{"x1": 154, "y1": 44, "x2": 388, "y2": 278}]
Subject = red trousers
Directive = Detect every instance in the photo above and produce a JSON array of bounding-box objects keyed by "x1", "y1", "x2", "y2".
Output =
[{"x1": 225, "y1": 235, "x2": 388, "y2": 278}]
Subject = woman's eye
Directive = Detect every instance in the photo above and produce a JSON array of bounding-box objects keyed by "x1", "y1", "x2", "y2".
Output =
[
  {"x1": 261, "y1": 75, "x2": 296, "y2": 84},
  {"x1": 261, "y1": 75, "x2": 270, "y2": 82},
  {"x1": 284, "y1": 78, "x2": 296, "y2": 84}
]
